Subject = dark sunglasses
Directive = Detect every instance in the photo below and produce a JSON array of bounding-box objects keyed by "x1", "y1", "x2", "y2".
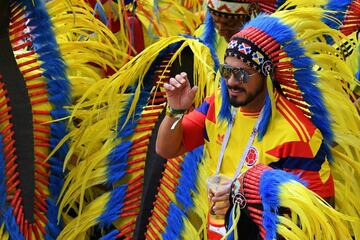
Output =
[{"x1": 219, "y1": 64, "x2": 257, "y2": 83}]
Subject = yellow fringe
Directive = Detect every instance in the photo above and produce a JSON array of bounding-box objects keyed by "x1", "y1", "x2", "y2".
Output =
[
  {"x1": 182, "y1": 215, "x2": 202, "y2": 240},
  {"x1": 221, "y1": 204, "x2": 241, "y2": 240},
  {"x1": 278, "y1": 181, "x2": 358, "y2": 240},
  {"x1": 331, "y1": 148, "x2": 360, "y2": 238},
  {"x1": 46, "y1": 0, "x2": 129, "y2": 99},
  {"x1": 57, "y1": 192, "x2": 109, "y2": 240},
  {"x1": 0, "y1": 224, "x2": 9, "y2": 240}
]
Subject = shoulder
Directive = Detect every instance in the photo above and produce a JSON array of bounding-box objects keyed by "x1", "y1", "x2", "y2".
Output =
[
  {"x1": 274, "y1": 93, "x2": 318, "y2": 143},
  {"x1": 186, "y1": 94, "x2": 216, "y2": 124}
]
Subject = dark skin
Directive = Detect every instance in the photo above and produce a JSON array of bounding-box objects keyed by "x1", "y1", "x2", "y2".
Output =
[{"x1": 210, "y1": 12, "x2": 249, "y2": 42}]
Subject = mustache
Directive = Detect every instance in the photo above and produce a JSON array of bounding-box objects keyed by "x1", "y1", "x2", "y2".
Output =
[{"x1": 227, "y1": 85, "x2": 246, "y2": 92}]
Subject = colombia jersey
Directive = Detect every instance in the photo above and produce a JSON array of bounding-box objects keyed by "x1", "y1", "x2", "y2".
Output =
[{"x1": 182, "y1": 90, "x2": 334, "y2": 198}]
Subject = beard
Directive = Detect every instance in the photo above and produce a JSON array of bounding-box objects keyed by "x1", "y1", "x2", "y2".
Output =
[{"x1": 227, "y1": 82, "x2": 266, "y2": 108}]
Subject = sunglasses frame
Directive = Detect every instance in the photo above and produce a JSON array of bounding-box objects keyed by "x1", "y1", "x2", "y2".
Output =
[{"x1": 219, "y1": 64, "x2": 257, "y2": 83}]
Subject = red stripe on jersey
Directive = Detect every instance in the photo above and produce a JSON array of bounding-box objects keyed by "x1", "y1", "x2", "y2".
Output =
[
  {"x1": 278, "y1": 99, "x2": 309, "y2": 142},
  {"x1": 278, "y1": 96, "x2": 316, "y2": 138},
  {"x1": 276, "y1": 104, "x2": 305, "y2": 142},
  {"x1": 266, "y1": 141, "x2": 314, "y2": 158}
]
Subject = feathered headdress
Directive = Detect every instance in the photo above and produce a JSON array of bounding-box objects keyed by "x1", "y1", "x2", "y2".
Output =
[{"x1": 206, "y1": 0, "x2": 287, "y2": 17}]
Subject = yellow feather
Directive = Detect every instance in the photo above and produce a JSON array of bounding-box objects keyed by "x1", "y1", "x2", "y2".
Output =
[
  {"x1": 279, "y1": 181, "x2": 357, "y2": 239},
  {"x1": 57, "y1": 192, "x2": 109, "y2": 240},
  {"x1": 0, "y1": 224, "x2": 9, "y2": 240},
  {"x1": 182, "y1": 217, "x2": 202, "y2": 240}
]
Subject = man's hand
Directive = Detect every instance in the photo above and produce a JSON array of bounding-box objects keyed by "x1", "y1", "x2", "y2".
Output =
[
  {"x1": 163, "y1": 72, "x2": 198, "y2": 110},
  {"x1": 209, "y1": 184, "x2": 231, "y2": 216}
]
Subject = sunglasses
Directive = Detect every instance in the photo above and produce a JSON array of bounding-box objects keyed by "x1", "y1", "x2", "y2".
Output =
[{"x1": 219, "y1": 64, "x2": 257, "y2": 83}]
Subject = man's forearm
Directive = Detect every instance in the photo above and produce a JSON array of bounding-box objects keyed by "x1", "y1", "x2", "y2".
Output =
[{"x1": 156, "y1": 115, "x2": 186, "y2": 159}]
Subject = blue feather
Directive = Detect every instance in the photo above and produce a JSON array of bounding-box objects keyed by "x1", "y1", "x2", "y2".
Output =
[
  {"x1": 48, "y1": 162, "x2": 65, "y2": 198},
  {"x1": 50, "y1": 109, "x2": 69, "y2": 121},
  {"x1": 257, "y1": 94, "x2": 271, "y2": 140},
  {"x1": 259, "y1": 169, "x2": 303, "y2": 239},
  {"x1": 219, "y1": 77, "x2": 232, "y2": 122},
  {"x1": 94, "y1": 3, "x2": 109, "y2": 25},
  {"x1": 322, "y1": 0, "x2": 353, "y2": 31},
  {"x1": 100, "y1": 229, "x2": 120, "y2": 240},
  {"x1": 44, "y1": 199, "x2": 63, "y2": 239},
  {"x1": 175, "y1": 146, "x2": 204, "y2": 211},
  {"x1": 162, "y1": 203, "x2": 185, "y2": 240},
  {"x1": 117, "y1": 91, "x2": 150, "y2": 138},
  {"x1": 98, "y1": 185, "x2": 127, "y2": 228},
  {"x1": 200, "y1": 12, "x2": 217, "y2": 50},
  {"x1": 2, "y1": 208, "x2": 24, "y2": 240},
  {"x1": 245, "y1": 14, "x2": 333, "y2": 145},
  {"x1": 107, "y1": 141, "x2": 132, "y2": 184}
]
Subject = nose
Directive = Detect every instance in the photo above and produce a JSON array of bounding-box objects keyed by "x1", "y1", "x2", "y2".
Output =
[
  {"x1": 230, "y1": 71, "x2": 246, "y2": 84},
  {"x1": 227, "y1": 73, "x2": 243, "y2": 86}
]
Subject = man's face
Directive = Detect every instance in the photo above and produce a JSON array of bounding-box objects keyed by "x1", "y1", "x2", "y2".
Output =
[
  {"x1": 223, "y1": 56, "x2": 266, "y2": 108},
  {"x1": 211, "y1": 13, "x2": 248, "y2": 42}
]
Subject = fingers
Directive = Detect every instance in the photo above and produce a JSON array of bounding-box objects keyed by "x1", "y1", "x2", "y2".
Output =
[
  {"x1": 213, "y1": 185, "x2": 231, "y2": 197},
  {"x1": 164, "y1": 72, "x2": 189, "y2": 90},
  {"x1": 212, "y1": 193, "x2": 230, "y2": 202},
  {"x1": 212, "y1": 202, "x2": 230, "y2": 212},
  {"x1": 211, "y1": 201, "x2": 230, "y2": 216},
  {"x1": 208, "y1": 185, "x2": 231, "y2": 215}
]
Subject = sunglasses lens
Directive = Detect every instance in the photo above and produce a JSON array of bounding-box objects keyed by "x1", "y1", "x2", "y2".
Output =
[
  {"x1": 220, "y1": 65, "x2": 232, "y2": 79},
  {"x1": 234, "y1": 69, "x2": 248, "y2": 83},
  {"x1": 220, "y1": 65, "x2": 251, "y2": 83}
]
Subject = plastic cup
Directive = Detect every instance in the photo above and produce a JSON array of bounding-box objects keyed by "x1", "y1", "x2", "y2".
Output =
[{"x1": 207, "y1": 174, "x2": 232, "y2": 225}]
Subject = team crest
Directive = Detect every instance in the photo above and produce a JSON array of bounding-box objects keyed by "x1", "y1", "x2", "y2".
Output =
[
  {"x1": 216, "y1": 133, "x2": 224, "y2": 145},
  {"x1": 245, "y1": 146, "x2": 258, "y2": 166}
]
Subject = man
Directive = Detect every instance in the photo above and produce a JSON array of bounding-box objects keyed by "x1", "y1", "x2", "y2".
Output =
[
  {"x1": 157, "y1": 9, "x2": 360, "y2": 239},
  {"x1": 204, "y1": 0, "x2": 261, "y2": 42}
]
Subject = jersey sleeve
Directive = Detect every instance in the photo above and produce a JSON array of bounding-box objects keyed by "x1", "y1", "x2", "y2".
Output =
[{"x1": 182, "y1": 95, "x2": 215, "y2": 152}]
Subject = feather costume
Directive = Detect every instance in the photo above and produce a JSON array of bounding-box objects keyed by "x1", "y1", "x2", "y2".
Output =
[{"x1": 0, "y1": 0, "x2": 128, "y2": 239}]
